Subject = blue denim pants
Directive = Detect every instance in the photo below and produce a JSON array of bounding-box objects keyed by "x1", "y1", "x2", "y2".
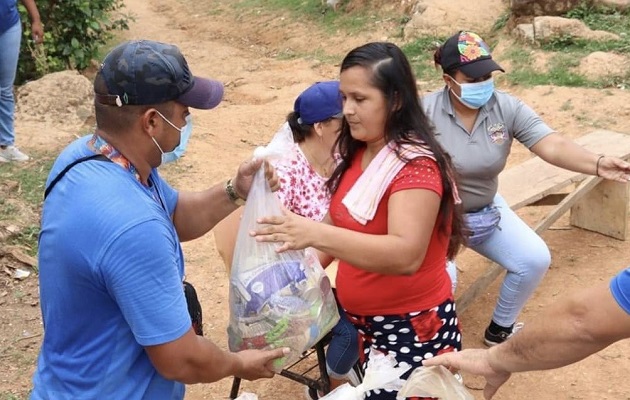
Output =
[
  {"x1": 457, "y1": 194, "x2": 551, "y2": 327},
  {"x1": 326, "y1": 300, "x2": 360, "y2": 379},
  {"x1": 0, "y1": 20, "x2": 22, "y2": 146}
]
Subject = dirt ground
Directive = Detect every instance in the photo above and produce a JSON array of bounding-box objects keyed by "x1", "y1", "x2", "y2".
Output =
[{"x1": 1, "y1": 0, "x2": 630, "y2": 398}]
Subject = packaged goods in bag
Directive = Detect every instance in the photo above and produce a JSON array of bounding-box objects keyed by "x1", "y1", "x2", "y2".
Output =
[{"x1": 227, "y1": 144, "x2": 339, "y2": 371}]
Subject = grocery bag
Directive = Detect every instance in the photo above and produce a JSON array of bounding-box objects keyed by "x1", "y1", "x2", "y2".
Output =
[
  {"x1": 227, "y1": 143, "x2": 339, "y2": 372},
  {"x1": 319, "y1": 348, "x2": 411, "y2": 400},
  {"x1": 398, "y1": 365, "x2": 474, "y2": 399}
]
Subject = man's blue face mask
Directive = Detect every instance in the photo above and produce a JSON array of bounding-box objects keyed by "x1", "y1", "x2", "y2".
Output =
[
  {"x1": 450, "y1": 77, "x2": 495, "y2": 109},
  {"x1": 152, "y1": 111, "x2": 193, "y2": 165}
]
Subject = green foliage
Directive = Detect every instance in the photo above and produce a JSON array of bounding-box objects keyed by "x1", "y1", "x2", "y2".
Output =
[
  {"x1": 402, "y1": 35, "x2": 445, "y2": 82},
  {"x1": 0, "y1": 153, "x2": 54, "y2": 259},
  {"x1": 544, "y1": 1, "x2": 630, "y2": 54},
  {"x1": 16, "y1": 0, "x2": 132, "y2": 84},
  {"x1": 565, "y1": 1, "x2": 629, "y2": 30},
  {"x1": 233, "y1": 0, "x2": 402, "y2": 35},
  {"x1": 541, "y1": 34, "x2": 630, "y2": 54},
  {"x1": 0, "y1": 154, "x2": 54, "y2": 207},
  {"x1": 491, "y1": 11, "x2": 510, "y2": 32},
  {"x1": 10, "y1": 225, "x2": 41, "y2": 259}
]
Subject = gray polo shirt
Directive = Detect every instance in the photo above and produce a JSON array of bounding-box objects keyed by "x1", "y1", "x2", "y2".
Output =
[{"x1": 423, "y1": 87, "x2": 553, "y2": 212}]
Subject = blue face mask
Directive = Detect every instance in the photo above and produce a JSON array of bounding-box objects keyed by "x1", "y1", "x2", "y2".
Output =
[
  {"x1": 152, "y1": 112, "x2": 193, "y2": 165},
  {"x1": 450, "y1": 77, "x2": 495, "y2": 109}
]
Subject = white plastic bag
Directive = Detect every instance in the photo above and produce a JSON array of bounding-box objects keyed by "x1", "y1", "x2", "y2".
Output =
[
  {"x1": 320, "y1": 348, "x2": 411, "y2": 400},
  {"x1": 227, "y1": 144, "x2": 339, "y2": 372},
  {"x1": 398, "y1": 365, "x2": 474, "y2": 399}
]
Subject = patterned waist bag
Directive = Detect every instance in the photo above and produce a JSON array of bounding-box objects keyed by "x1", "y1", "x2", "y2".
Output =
[
  {"x1": 44, "y1": 154, "x2": 203, "y2": 336},
  {"x1": 464, "y1": 204, "x2": 502, "y2": 247}
]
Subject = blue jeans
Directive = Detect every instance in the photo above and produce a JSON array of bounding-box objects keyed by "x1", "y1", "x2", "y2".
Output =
[
  {"x1": 0, "y1": 21, "x2": 21, "y2": 146},
  {"x1": 465, "y1": 193, "x2": 551, "y2": 327},
  {"x1": 326, "y1": 301, "x2": 359, "y2": 379}
]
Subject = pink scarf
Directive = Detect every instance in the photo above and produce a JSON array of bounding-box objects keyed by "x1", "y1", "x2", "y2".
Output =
[{"x1": 342, "y1": 142, "x2": 461, "y2": 225}]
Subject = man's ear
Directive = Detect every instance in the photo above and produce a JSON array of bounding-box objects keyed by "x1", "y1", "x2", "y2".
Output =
[{"x1": 141, "y1": 108, "x2": 160, "y2": 137}]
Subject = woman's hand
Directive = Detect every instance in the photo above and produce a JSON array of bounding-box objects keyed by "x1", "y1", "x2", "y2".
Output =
[
  {"x1": 597, "y1": 156, "x2": 630, "y2": 183},
  {"x1": 251, "y1": 210, "x2": 315, "y2": 252}
]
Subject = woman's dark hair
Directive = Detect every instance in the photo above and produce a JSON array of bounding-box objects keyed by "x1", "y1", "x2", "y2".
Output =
[
  {"x1": 285, "y1": 111, "x2": 313, "y2": 143},
  {"x1": 433, "y1": 45, "x2": 457, "y2": 78},
  {"x1": 328, "y1": 41, "x2": 466, "y2": 258}
]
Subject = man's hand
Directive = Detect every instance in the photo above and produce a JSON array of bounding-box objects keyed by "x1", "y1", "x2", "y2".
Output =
[
  {"x1": 232, "y1": 159, "x2": 280, "y2": 200},
  {"x1": 233, "y1": 348, "x2": 289, "y2": 381},
  {"x1": 423, "y1": 349, "x2": 511, "y2": 399}
]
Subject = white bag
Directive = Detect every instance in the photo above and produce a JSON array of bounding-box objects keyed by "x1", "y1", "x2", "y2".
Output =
[
  {"x1": 398, "y1": 365, "x2": 474, "y2": 399},
  {"x1": 226, "y1": 142, "x2": 339, "y2": 372},
  {"x1": 320, "y1": 348, "x2": 411, "y2": 400}
]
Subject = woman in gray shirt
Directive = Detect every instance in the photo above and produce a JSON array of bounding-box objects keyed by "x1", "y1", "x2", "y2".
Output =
[{"x1": 424, "y1": 30, "x2": 630, "y2": 347}]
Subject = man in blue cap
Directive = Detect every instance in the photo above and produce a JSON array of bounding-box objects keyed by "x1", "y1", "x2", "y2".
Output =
[{"x1": 31, "y1": 40, "x2": 288, "y2": 399}]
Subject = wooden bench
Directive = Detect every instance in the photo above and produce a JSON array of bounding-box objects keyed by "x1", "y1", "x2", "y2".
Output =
[{"x1": 456, "y1": 129, "x2": 630, "y2": 313}]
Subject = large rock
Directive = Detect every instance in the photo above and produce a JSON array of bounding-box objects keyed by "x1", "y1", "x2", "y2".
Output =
[
  {"x1": 577, "y1": 51, "x2": 629, "y2": 79},
  {"x1": 510, "y1": 0, "x2": 589, "y2": 17},
  {"x1": 15, "y1": 70, "x2": 94, "y2": 129},
  {"x1": 514, "y1": 16, "x2": 620, "y2": 42},
  {"x1": 403, "y1": 0, "x2": 506, "y2": 38},
  {"x1": 511, "y1": 0, "x2": 630, "y2": 17},
  {"x1": 594, "y1": 0, "x2": 630, "y2": 10}
]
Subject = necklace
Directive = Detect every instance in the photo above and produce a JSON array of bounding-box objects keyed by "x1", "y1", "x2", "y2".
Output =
[{"x1": 300, "y1": 142, "x2": 334, "y2": 178}]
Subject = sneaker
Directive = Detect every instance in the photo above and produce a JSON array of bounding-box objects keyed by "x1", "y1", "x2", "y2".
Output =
[
  {"x1": 0, "y1": 145, "x2": 30, "y2": 162},
  {"x1": 483, "y1": 322, "x2": 524, "y2": 347}
]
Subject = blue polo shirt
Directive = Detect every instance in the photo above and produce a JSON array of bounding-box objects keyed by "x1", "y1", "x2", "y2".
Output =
[
  {"x1": 611, "y1": 268, "x2": 630, "y2": 314},
  {"x1": 0, "y1": 0, "x2": 19, "y2": 34},
  {"x1": 31, "y1": 136, "x2": 191, "y2": 399}
]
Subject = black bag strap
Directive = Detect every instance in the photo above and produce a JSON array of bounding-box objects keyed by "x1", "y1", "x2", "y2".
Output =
[{"x1": 44, "y1": 154, "x2": 110, "y2": 199}]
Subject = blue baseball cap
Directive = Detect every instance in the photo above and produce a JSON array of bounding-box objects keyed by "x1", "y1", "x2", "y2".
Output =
[
  {"x1": 293, "y1": 81, "x2": 343, "y2": 125},
  {"x1": 95, "y1": 40, "x2": 224, "y2": 109}
]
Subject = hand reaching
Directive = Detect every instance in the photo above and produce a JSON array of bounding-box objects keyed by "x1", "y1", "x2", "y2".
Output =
[
  {"x1": 251, "y1": 208, "x2": 316, "y2": 252},
  {"x1": 597, "y1": 156, "x2": 630, "y2": 183},
  {"x1": 233, "y1": 159, "x2": 280, "y2": 200},
  {"x1": 423, "y1": 349, "x2": 511, "y2": 399}
]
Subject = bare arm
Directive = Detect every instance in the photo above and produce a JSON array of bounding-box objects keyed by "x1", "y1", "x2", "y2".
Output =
[
  {"x1": 145, "y1": 328, "x2": 288, "y2": 384},
  {"x1": 20, "y1": 0, "x2": 43, "y2": 42},
  {"x1": 174, "y1": 182, "x2": 240, "y2": 242},
  {"x1": 424, "y1": 281, "x2": 630, "y2": 399},
  {"x1": 489, "y1": 281, "x2": 630, "y2": 372},
  {"x1": 174, "y1": 159, "x2": 278, "y2": 242},
  {"x1": 531, "y1": 133, "x2": 630, "y2": 182},
  {"x1": 254, "y1": 188, "x2": 441, "y2": 275}
]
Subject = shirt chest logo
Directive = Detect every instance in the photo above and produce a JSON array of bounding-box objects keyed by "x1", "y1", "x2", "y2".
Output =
[{"x1": 488, "y1": 123, "x2": 507, "y2": 145}]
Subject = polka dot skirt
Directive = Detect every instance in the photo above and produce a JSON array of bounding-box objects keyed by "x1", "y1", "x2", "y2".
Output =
[{"x1": 345, "y1": 299, "x2": 461, "y2": 400}]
